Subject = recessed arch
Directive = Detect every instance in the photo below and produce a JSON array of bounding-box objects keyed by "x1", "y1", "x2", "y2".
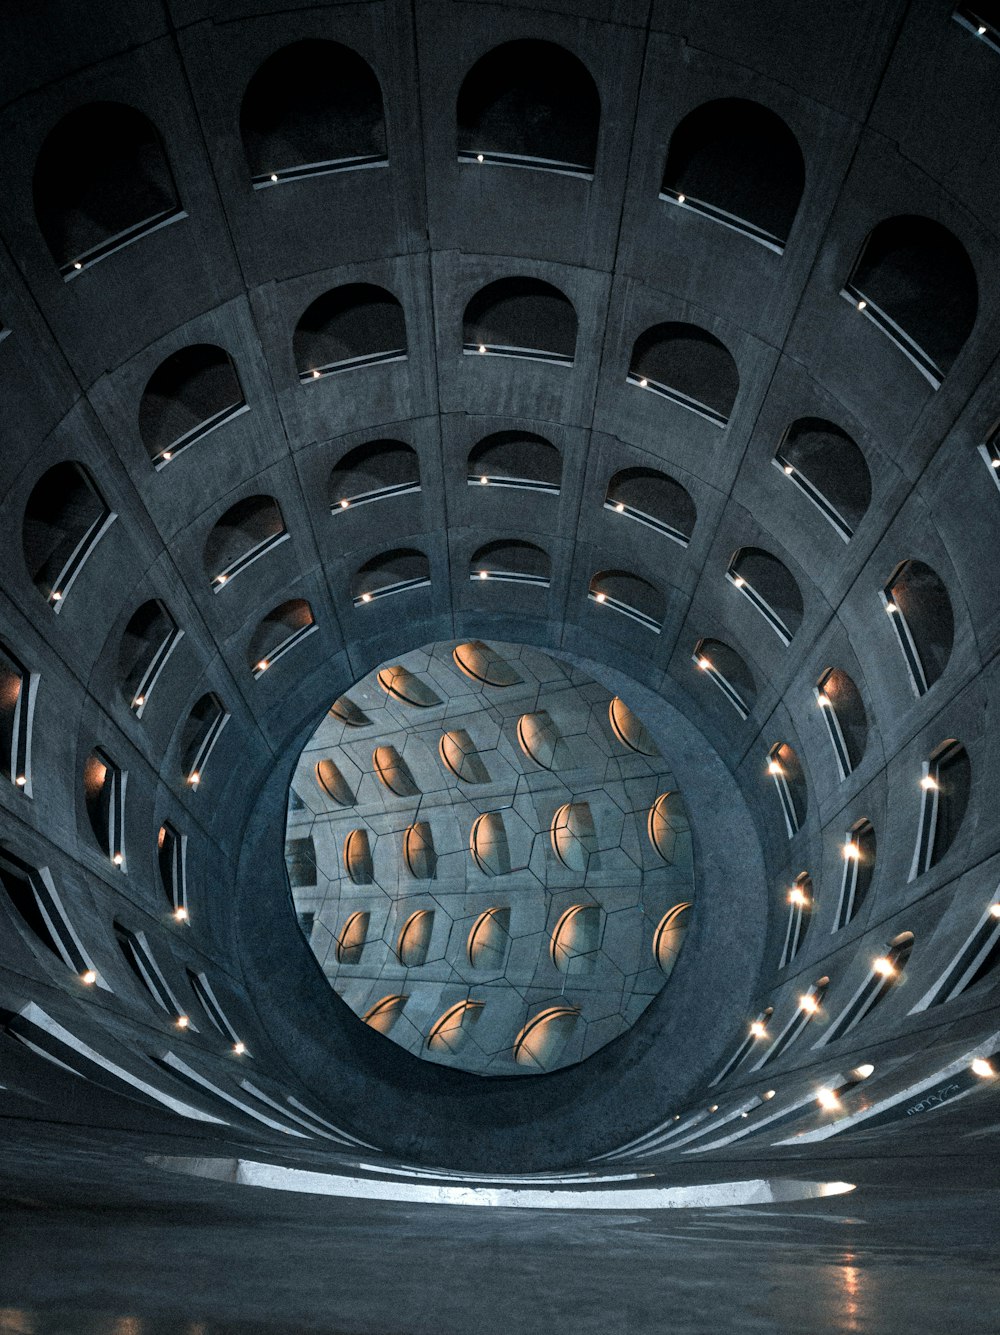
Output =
[
  {"x1": 628, "y1": 322, "x2": 739, "y2": 427},
  {"x1": 249, "y1": 599, "x2": 316, "y2": 678},
  {"x1": 315, "y1": 759, "x2": 355, "y2": 808},
  {"x1": 463, "y1": 278, "x2": 576, "y2": 365},
  {"x1": 139, "y1": 345, "x2": 246, "y2": 469},
  {"x1": 467, "y1": 431, "x2": 561, "y2": 494},
  {"x1": 294, "y1": 284, "x2": 406, "y2": 382},
  {"x1": 589, "y1": 570, "x2": 665, "y2": 632},
  {"x1": 608, "y1": 697, "x2": 658, "y2": 756},
  {"x1": 767, "y1": 742, "x2": 807, "y2": 837},
  {"x1": 397, "y1": 910, "x2": 435, "y2": 968},
  {"x1": 329, "y1": 695, "x2": 371, "y2": 728},
  {"x1": 470, "y1": 539, "x2": 550, "y2": 588},
  {"x1": 836, "y1": 819, "x2": 876, "y2": 931},
  {"x1": 647, "y1": 792, "x2": 691, "y2": 866},
  {"x1": 33, "y1": 102, "x2": 182, "y2": 276},
  {"x1": 470, "y1": 812, "x2": 511, "y2": 876},
  {"x1": 774, "y1": 417, "x2": 871, "y2": 541},
  {"x1": 513, "y1": 1005, "x2": 579, "y2": 1070},
  {"x1": 911, "y1": 740, "x2": 971, "y2": 879},
  {"x1": 843, "y1": 215, "x2": 978, "y2": 386},
  {"x1": 452, "y1": 641, "x2": 522, "y2": 687},
  {"x1": 329, "y1": 440, "x2": 420, "y2": 511},
  {"x1": 203, "y1": 496, "x2": 287, "y2": 591},
  {"x1": 22, "y1": 462, "x2": 116, "y2": 611},
  {"x1": 335, "y1": 910, "x2": 369, "y2": 965},
  {"x1": 403, "y1": 822, "x2": 437, "y2": 879},
  {"x1": 882, "y1": 559, "x2": 954, "y2": 695},
  {"x1": 551, "y1": 802, "x2": 597, "y2": 872},
  {"x1": 816, "y1": 668, "x2": 868, "y2": 778},
  {"x1": 362, "y1": 994, "x2": 408, "y2": 1036},
  {"x1": 376, "y1": 664, "x2": 441, "y2": 707},
  {"x1": 653, "y1": 903, "x2": 692, "y2": 977},
  {"x1": 83, "y1": 749, "x2": 126, "y2": 868},
  {"x1": 372, "y1": 746, "x2": 420, "y2": 798},
  {"x1": 605, "y1": 467, "x2": 696, "y2": 546},
  {"x1": 728, "y1": 547, "x2": 803, "y2": 645},
  {"x1": 180, "y1": 694, "x2": 230, "y2": 792},
  {"x1": 661, "y1": 98, "x2": 805, "y2": 250},
  {"x1": 439, "y1": 729, "x2": 490, "y2": 784},
  {"x1": 550, "y1": 904, "x2": 602, "y2": 973},
  {"x1": 692, "y1": 638, "x2": 757, "y2": 719},
  {"x1": 467, "y1": 906, "x2": 511, "y2": 970},
  {"x1": 456, "y1": 40, "x2": 599, "y2": 176},
  {"x1": 352, "y1": 548, "x2": 430, "y2": 606},
  {"x1": 117, "y1": 600, "x2": 183, "y2": 717},
  {"x1": 517, "y1": 711, "x2": 567, "y2": 771},
  {"x1": 240, "y1": 40, "x2": 387, "y2": 186},
  {"x1": 343, "y1": 828, "x2": 374, "y2": 885},
  {"x1": 427, "y1": 1000, "x2": 485, "y2": 1055}
]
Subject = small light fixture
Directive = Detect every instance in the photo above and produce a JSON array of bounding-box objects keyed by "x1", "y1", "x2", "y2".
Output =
[
  {"x1": 991, "y1": 458, "x2": 1000, "y2": 469},
  {"x1": 361, "y1": 592, "x2": 372, "y2": 603},
  {"x1": 15, "y1": 775, "x2": 27, "y2": 787},
  {"x1": 270, "y1": 173, "x2": 278, "y2": 182},
  {"x1": 733, "y1": 575, "x2": 746, "y2": 588},
  {"x1": 853, "y1": 1063, "x2": 875, "y2": 1080},
  {"x1": 857, "y1": 299, "x2": 867, "y2": 311},
  {"x1": 233, "y1": 1040, "x2": 246, "y2": 1055},
  {"x1": 920, "y1": 774, "x2": 939, "y2": 791},
  {"x1": 176, "y1": 1014, "x2": 190, "y2": 1030},
  {"x1": 783, "y1": 464, "x2": 794, "y2": 475},
  {"x1": 816, "y1": 1087, "x2": 839, "y2": 1110},
  {"x1": 615, "y1": 501, "x2": 625, "y2": 512},
  {"x1": 884, "y1": 600, "x2": 898, "y2": 614},
  {"x1": 799, "y1": 993, "x2": 819, "y2": 1014},
  {"x1": 750, "y1": 1021, "x2": 767, "y2": 1039},
  {"x1": 312, "y1": 369, "x2": 321, "y2": 379},
  {"x1": 257, "y1": 659, "x2": 270, "y2": 673},
  {"x1": 476, "y1": 153, "x2": 484, "y2": 163},
  {"x1": 638, "y1": 377, "x2": 648, "y2": 388},
  {"x1": 971, "y1": 1057, "x2": 994, "y2": 1078},
  {"x1": 133, "y1": 695, "x2": 145, "y2": 708},
  {"x1": 188, "y1": 771, "x2": 201, "y2": 788},
  {"x1": 767, "y1": 759, "x2": 783, "y2": 776},
  {"x1": 788, "y1": 886, "x2": 808, "y2": 907},
  {"x1": 872, "y1": 956, "x2": 895, "y2": 977},
  {"x1": 989, "y1": 903, "x2": 1000, "y2": 919},
  {"x1": 697, "y1": 656, "x2": 711, "y2": 670},
  {"x1": 81, "y1": 969, "x2": 97, "y2": 986},
  {"x1": 174, "y1": 906, "x2": 189, "y2": 923},
  {"x1": 73, "y1": 261, "x2": 82, "y2": 270},
  {"x1": 708, "y1": 1104, "x2": 719, "y2": 1113},
  {"x1": 676, "y1": 193, "x2": 685, "y2": 203},
  {"x1": 215, "y1": 574, "x2": 228, "y2": 586},
  {"x1": 162, "y1": 451, "x2": 172, "y2": 462},
  {"x1": 478, "y1": 344, "x2": 487, "y2": 354},
  {"x1": 112, "y1": 852, "x2": 123, "y2": 867},
  {"x1": 816, "y1": 692, "x2": 830, "y2": 708},
  {"x1": 978, "y1": 24, "x2": 987, "y2": 34},
  {"x1": 843, "y1": 840, "x2": 860, "y2": 860},
  {"x1": 51, "y1": 591, "x2": 62, "y2": 602},
  {"x1": 595, "y1": 591, "x2": 606, "y2": 603},
  {"x1": 340, "y1": 499, "x2": 349, "y2": 509},
  {"x1": 479, "y1": 570, "x2": 488, "y2": 580},
  {"x1": 762, "y1": 1089, "x2": 776, "y2": 1101},
  {"x1": 479, "y1": 475, "x2": 488, "y2": 485}
]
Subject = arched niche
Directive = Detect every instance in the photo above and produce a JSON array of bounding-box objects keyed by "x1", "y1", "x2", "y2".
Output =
[
  {"x1": 343, "y1": 828, "x2": 374, "y2": 885},
  {"x1": 294, "y1": 284, "x2": 406, "y2": 381},
  {"x1": 589, "y1": 569, "x2": 665, "y2": 632},
  {"x1": 22, "y1": 462, "x2": 115, "y2": 611},
  {"x1": 439, "y1": 729, "x2": 490, "y2": 784},
  {"x1": 766, "y1": 742, "x2": 807, "y2": 837},
  {"x1": 661, "y1": 98, "x2": 805, "y2": 250},
  {"x1": 376, "y1": 664, "x2": 441, "y2": 707},
  {"x1": 397, "y1": 909, "x2": 435, "y2": 968},
  {"x1": 605, "y1": 467, "x2": 696, "y2": 546},
  {"x1": 728, "y1": 547, "x2": 804, "y2": 645},
  {"x1": 452, "y1": 641, "x2": 522, "y2": 687},
  {"x1": 517, "y1": 711, "x2": 567, "y2": 771},
  {"x1": 240, "y1": 40, "x2": 386, "y2": 186},
  {"x1": 372, "y1": 745, "x2": 420, "y2": 798},
  {"x1": 467, "y1": 906, "x2": 511, "y2": 969},
  {"x1": 352, "y1": 548, "x2": 430, "y2": 605},
  {"x1": 550, "y1": 904, "x2": 602, "y2": 973},
  {"x1": 653, "y1": 903, "x2": 692, "y2": 977},
  {"x1": 363, "y1": 994, "x2": 408, "y2": 1036},
  {"x1": 844, "y1": 215, "x2": 978, "y2": 386},
  {"x1": 33, "y1": 102, "x2": 182, "y2": 276},
  {"x1": 456, "y1": 40, "x2": 599, "y2": 176},
  {"x1": 550, "y1": 802, "x2": 597, "y2": 872},
  {"x1": 647, "y1": 792, "x2": 692, "y2": 867},
  {"x1": 463, "y1": 278, "x2": 576, "y2": 365},
  {"x1": 329, "y1": 440, "x2": 420, "y2": 511},
  {"x1": 117, "y1": 599, "x2": 182, "y2": 716},
  {"x1": 470, "y1": 539, "x2": 550, "y2": 588},
  {"x1": 427, "y1": 1000, "x2": 484, "y2": 1055},
  {"x1": 403, "y1": 822, "x2": 437, "y2": 879},
  {"x1": 775, "y1": 417, "x2": 871, "y2": 541},
  {"x1": 203, "y1": 495, "x2": 286, "y2": 590},
  {"x1": 693, "y1": 637, "x2": 757, "y2": 719},
  {"x1": 329, "y1": 694, "x2": 371, "y2": 727},
  {"x1": 139, "y1": 345, "x2": 245, "y2": 469},
  {"x1": 467, "y1": 430, "x2": 562, "y2": 495},
  {"x1": 336, "y1": 910, "x2": 370, "y2": 965},
  {"x1": 470, "y1": 811, "x2": 511, "y2": 876},
  {"x1": 608, "y1": 697, "x2": 658, "y2": 756},
  {"x1": 513, "y1": 1005, "x2": 579, "y2": 1070},
  {"x1": 816, "y1": 667, "x2": 868, "y2": 777},
  {"x1": 248, "y1": 599, "x2": 316, "y2": 678},
  {"x1": 180, "y1": 693, "x2": 230, "y2": 790},
  {"x1": 628, "y1": 322, "x2": 739, "y2": 427},
  {"x1": 882, "y1": 559, "x2": 954, "y2": 695}
]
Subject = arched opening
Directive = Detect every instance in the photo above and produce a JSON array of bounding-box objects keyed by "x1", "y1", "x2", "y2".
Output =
[
  {"x1": 83, "y1": 749, "x2": 126, "y2": 868},
  {"x1": 661, "y1": 98, "x2": 805, "y2": 250},
  {"x1": 774, "y1": 417, "x2": 872, "y2": 541},
  {"x1": 647, "y1": 792, "x2": 692, "y2": 867},
  {"x1": 397, "y1": 909, "x2": 435, "y2": 968},
  {"x1": 452, "y1": 641, "x2": 522, "y2": 687},
  {"x1": 463, "y1": 278, "x2": 576, "y2": 365},
  {"x1": 33, "y1": 102, "x2": 182, "y2": 276},
  {"x1": 294, "y1": 284, "x2": 406, "y2": 381},
  {"x1": 439, "y1": 729, "x2": 490, "y2": 784},
  {"x1": 766, "y1": 742, "x2": 807, "y2": 837},
  {"x1": 470, "y1": 539, "x2": 550, "y2": 587},
  {"x1": 605, "y1": 467, "x2": 696, "y2": 546},
  {"x1": 608, "y1": 697, "x2": 658, "y2": 756},
  {"x1": 240, "y1": 40, "x2": 387, "y2": 186},
  {"x1": 0, "y1": 851, "x2": 97, "y2": 980},
  {"x1": 376, "y1": 665, "x2": 441, "y2": 707},
  {"x1": 728, "y1": 547, "x2": 803, "y2": 645},
  {"x1": 835, "y1": 819, "x2": 876, "y2": 930},
  {"x1": 843, "y1": 215, "x2": 978, "y2": 386},
  {"x1": 363, "y1": 995, "x2": 408, "y2": 1036},
  {"x1": 550, "y1": 802, "x2": 597, "y2": 872},
  {"x1": 329, "y1": 440, "x2": 420, "y2": 511},
  {"x1": 692, "y1": 638, "x2": 757, "y2": 719},
  {"x1": 467, "y1": 906, "x2": 511, "y2": 970},
  {"x1": 456, "y1": 40, "x2": 599, "y2": 176},
  {"x1": 343, "y1": 829, "x2": 374, "y2": 885},
  {"x1": 180, "y1": 694, "x2": 230, "y2": 791},
  {"x1": 589, "y1": 569, "x2": 665, "y2": 633},
  {"x1": 336, "y1": 911, "x2": 370, "y2": 965},
  {"x1": 653, "y1": 903, "x2": 692, "y2": 978},
  {"x1": 911, "y1": 740, "x2": 971, "y2": 879},
  {"x1": 352, "y1": 547, "x2": 430, "y2": 606},
  {"x1": 157, "y1": 822, "x2": 187, "y2": 917},
  {"x1": 816, "y1": 668, "x2": 868, "y2": 778},
  {"x1": 139, "y1": 345, "x2": 246, "y2": 469},
  {"x1": 427, "y1": 1001, "x2": 484, "y2": 1056},
  {"x1": 780, "y1": 872, "x2": 813, "y2": 967},
  {"x1": 315, "y1": 759, "x2": 355, "y2": 808},
  {"x1": 248, "y1": 599, "x2": 316, "y2": 678},
  {"x1": 117, "y1": 600, "x2": 183, "y2": 716},
  {"x1": 22, "y1": 462, "x2": 116, "y2": 611},
  {"x1": 203, "y1": 496, "x2": 287, "y2": 591},
  {"x1": 882, "y1": 559, "x2": 954, "y2": 695},
  {"x1": 372, "y1": 745, "x2": 420, "y2": 797},
  {"x1": 0, "y1": 642, "x2": 38, "y2": 796},
  {"x1": 467, "y1": 431, "x2": 561, "y2": 494},
  {"x1": 403, "y1": 822, "x2": 437, "y2": 879},
  {"x1": 513, "y1": 1005, "x2": 579, "y2": 1070},
  {"x1": 551, "y1": 904, "x2": 602, "y2": 973},
  {"x1": 470, "y1": 812, "x2": 511, "y2": 877},
  {"x1": 628, "y1": 323, "x2": 739, "y2": 426}
]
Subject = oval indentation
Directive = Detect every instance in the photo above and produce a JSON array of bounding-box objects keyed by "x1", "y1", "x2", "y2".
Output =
[
  {"x1": 608, "y1": 697, "x2": 658, "y2": 755},
  {"x1": 427, "y1": 1000, "x2": 484, "y2": 1055},
  {"x1": 551, "y1": 904, "x2": 602, "y2": 973},
  {"x1": 513, "y1": 1006, "x2": 579, "y2": 1070},
  {"x1": 467, "y1": 906, "x2": 511, "y2": 969},
  {"x1": 377, "y1": 665, "x2": 441, "y2": 707},
  {"x1": 403, "y1": 821, "x2": 437, "y2": 879},
  {"x1": 439, "y1": 729, "x2": 490, "y2": 784},
  {"x1": 551, "y1": 802, "x2": 597, "y2": 872},
  {"x1": 648, "y1": 792, "x2": 691, "y2": 866},
  {"x1": 329, "y1": 694, "x2": 370, "y2": 727},
  {"x1": 315, "y1": 758, "x2": 355, "y2": 806},
  {"x1": 517, "y1": 711, "x2": 566, "y2": 770},
  {"x1": 343, "y1": 828, "x2": 374, "y2": 884},
  {"x1": 397, "y1": 909, "x2": 435, "y2": 967},
  {"x1": 653, "y1": 902, "x2": 692, "y2": 977},
  {"x1": 363, "y1": 994, "x2": 408, "y2": 1035},
  {"x1": 470, "y1": 812, "x2": 511, "y2": 876},
  {"x1": 373, "y1": 745, "x2": 420, "y2": 797},
  {"x1": 452, "y1": 641, "x2": 522, "y2": 687},
  {"x1": 335, "y1": 910, "x2": 370, "y2": 965}
]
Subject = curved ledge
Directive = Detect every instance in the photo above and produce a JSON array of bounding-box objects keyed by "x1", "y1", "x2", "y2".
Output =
[
  {"x1": 329, "y1": 695, "x2": 371, "y2": 727},
  {"x1": 373, "y1": 745, "x2": 420, "y2": 797},
  {"x1": 439, "y1": 729, "x2": 490, "y2": 783},
  {"x1": 377, "y1": 665, "x2": 442, "y2": 707},
  {"x1": 315, "y1": 759, "x2": 355, "y2": 807},
  {"x1": 653, "y1": 903, "x2": 693, "y2": 977},
  {"x1": 551, "y1": 802, "x2": 597, "y2": 871},
  {"x1": 427, "y1": 1000, "x2": 485, "y2": 1055},
  {"x1": 397, "y1": 909, "x2": 435, "y2": 968},
  {"x1": 608, "y1": 697, "x2": 658, "y2": 755},
  {"x1": 403, "y1": 822, "x2": 437, "y2": 879},
  {"x1": 453, "y1": 640, "x2": 522, "y2": 686},
  {"x1": 470, "y1": 812, "x2": 512, "y2": 876},
  {"x1": 335, "y1": 911, "x2": 370, "y2": 965},
  {"x1": 343, "y1": 829, "x2": 374, "y2": 885}
]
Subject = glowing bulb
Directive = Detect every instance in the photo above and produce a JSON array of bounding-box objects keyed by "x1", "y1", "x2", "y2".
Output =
[
  {"x1": 112, "y1": 852, "x2": 123, "y2": 867},
  {"x1": 312, "y1": 369, "x2": 321, "y2": 379},
  {"x1": 176, "y1": 1014, "x2": 190, "y2": 1029},
  {"x1": 340, "y1": 499, "x2": 349, "y2": 509},
  {"x1": 799, "y1": 993, "x2": 819, "y2": 1014},
  {"x1": 816, "y1": 692, "x2": 830, "y2": 707},
  {"x1": 174, "y1": 906, "x2": 189, "y2": 923},
  {"x1": 595, "y1": 592, "x2": 607, "y2": 603},
  {"x1": 854, "y1": 1063, "x2": 875, "y2": 1079},
  {"x1": 783, "y1": 464, "x2": 794, "y2": 475},
  {"x1": 788, "y1": 886, "x2": 808, "y2": 907},
  {"x1": 476, "y1": 153, "x2": 484, "y2": 163},
  {"x1": 361, "y1": 592, "x2": 372, "y2": 603},
  {"x1": 872, "y1": 956, "x2": 895, "y2": 977},
  {"x1": 638, "y1": 377, "x2": 648, "y2": 388},
  {"x1": 257, "y1": 659, "x2": 270, "y2": 672},
  {"x1": 989, "y1": 903, "x2": 1000, "y2": 919},
  {"x1": 479, "y1": 570, "x2": 488, "y2": 580},
  {"x1": 978, "y1": 24, "x2": 987, "y2": 34},
  {"x1": 677, "y1": 193, "x2": 685, "y2": 203},
  {"x1": 843, "y1": 840, "x2": 860, "y2": 860},
  {"x1": 162, "y1": 451, "x2": 172, "y2": 462},
  {"x1": 51, "y1": 591, "x2": 62, "y2": 602},
  {"x1": 73, "y1": 262, "x2": 82, "y2": 270},
  {"x1": 479, "y1": 475, "x2": 488, "y2": 484},
  {"x1": 15, "y1": 775, "x2": 26, "y2": 787},
  {"x1": 750, "y1": 1021, "x2": 767, "y2": 1039},
  {"x1": 81, "y1": 969, "x2": 97, "y2": 986},
  {"x1": 233, "y1": 1041, "x2": 246, "y2": 1055},
  {"x1": 708, "y1": 1104, "x2": 719, "y2": 1113},
  {"x1": 133, "y1": 696, "x2": 145, "y2": 708},
  {"x1": 991, "y1": 458, "x2": 1000, "y2": 469},
  {"x1": 816, "y1": 1087, "x2": 839, "y2": 1110},
  {"x1": 615, "y1": 501, "x2": 625, "y2": 512},
  {"x1": 215, "y1": 574, "x2": 228, "y2": 586},
  {"x1": 767, "y1": 759, "x2": 782, "y2": 776},
  {"x1": 189, "y1": 771, "x2": 201, "y2": 788},
  {"x1": 733, "y1": 575, "x2": 746, "y2": 588},
  {"x1": 920, "y1": 774, "x2": 939, "y2": 791},
  {"x1": 478, "y1": 344, "x2": 487, "y2": 354},
  {"x1": 697, "y1": 656, "x2": 711, "y2": 670},
  {"x1": 857, "y1": 299, "x2": 867, "y2": 311},
  {"x1": 971, "y1": 1058, "x2": 994, "y2": 1078},
  {"x1": 884, "y1": 601, "x2": 898, "y2": 613},
  {"x1": 270, "y1": 173, "x2": 278, "y2": 182}
]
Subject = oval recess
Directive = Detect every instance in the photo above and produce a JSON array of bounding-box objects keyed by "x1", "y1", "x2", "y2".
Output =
[
  {"x1": 404, "y1": 821, "x2": 437, "y2": 879},
  {"x1": 377, "y1": 664, "x2": 441, "y2": 707},
  {"x1": 373, "y1": 745, "x2": 420, "y2": 796},
  {"x1": 439, "y1": 729, "x2": 491, "y2": 784},
  {"x1": 315, "y1": 758, "x2": 355, "y2": 806},
  {"x1": 470, "y1": 812, "x2": 512, "y2": 876},
  {"x1": 608, "y1": 696, "x2": 658, "y2": 755},
  {"x1": 653, "y1": 902, "x2": 692, "y2": 976},
  {"x1": 344, "y1": 828, "x2": 374, "y2": 884},
  {"x1": 550, "y1": 904, "x2": 602, "y2": 973},
  {"x1": 516, "y1": 710, "x2": 566, "y2": 770},
  {"x1": 551, "y1": 802, "x2": 597, "y2": 872},
  {"x1": 467, "y1": 906, "x2": 511, "y2": 969},
  {"x1": 647, "y1": 791, "x2": 692, "y2": 866},
  {"x1": 513, "y1": 1006, "x2": 579, "y2": 1070},
  {"x1": 452, "y1": 640, "x2": 522, "y2": 687},
  {"x1": 329, "y1": 694, "x2": 371, "y2": 727},
  {"x1": 363, "y1": 994, "x2": 408, "y2": 1035},
  {"x1": 397, "y1": 909, "x2": 435, "y2": 967},
  {"x1": 336, "y1": 910, "x2": 370, "y2": 965},
  {"x1": 427, "y1": 1000, "x2": 485, "y2": 1054}
]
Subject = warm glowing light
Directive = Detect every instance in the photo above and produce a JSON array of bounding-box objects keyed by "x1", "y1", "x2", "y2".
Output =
[
  {"x1": 920, "y1": 774, "x2": 939, "y2": 791},
  {"x1": 478, "y1": 570, "x2": 488, "y2": 580},
  {"x1": 74, "y1": 261, "x2": 82, "y2": 270},
  {"x1": 989, "y1": 903, "x2": 1000, "y2": 919},
  {"x1": 174, "y1": 907, "x2": 189, "y2": 922},
  {"x1": 783, "y1": 464, "x2": 794, "y2": 475},
  {"x1": 81, "y1": 969, "x2": 97, "y2": 986},
  {"x1": 676, "y1": 193, "x2": 686, "y2": 203},
  {"x1": 361, "y1": 592, "x2": 372, "y2": 603},
  {"x1": 971, "y1": 1058, "x2": 995, "y2": 1078},
  {"x1": 339, "y1": 499, "x2": 349, "y2": 509},
  {"x1": 133, "y1": 696, "x2": 145, "y2": 708},
  {"x1": 857, "y1": 299, "x2": 867, "y2": 311},
  {"x1": 708, "y1": 1104, "x2": 718, "y2": 1113},
  {"x1": 615, "y1": 502, "x2": 625, "y2": 512},
  {"x1": 816, "y1": 1087, "x2": 839, "y2": 1110},
  {"x1": 476, "y1": 153, "x2": 484, "y2": 163},
  {"x1": 872, "y1": 956, "x2": 895, "y2": 977},
  {"x1": 854, "y1": 1063, "x2": 875, "y2": 1079},
  {"x1": 595, "y1": 592, "x2": 607, "y2": 603},
  {"x1": 767, "y1": 759, "x2": 783, "y2": 776},
  {"x1": 15, "y1": 775, "x2": 26, "y2": 787},
  {"x1": 176, "y1": 1014, "x2": 190, "y2": 1029},
  {"x1": 215, "y1": 574, "x2": 228, "y2": 586},
  {"x1": 992, "y1": 458, "x2": 1000, "y2": 469},
  {"x1": 750, "y1": 1021, "x2": 767, "y2": 1039},
  {"x1": 799, "y1": 993, "x2": 819, "y2": 1014},
  {"x1": 638, "y1": 377, "x2": 648, "y2": 388},
  {"x1": 978, "y1": 24, "x2": 987, "y2": 34},
  {"x1": 162, "y1": 451, "x2": 172, "y2": 462},
  {"x1": 112, "y1": 852, "x2": 123, "y2": 867},
  {"x1": 732, "y1": 575, "x2": 746, "y2": 588},
  {"x1": 479, "y1": 475, "x2": 488, "y2": 484},
  {"x1": 788, "y1": 886, "x2": 808, "y2": 907},
  {"x1": 257, "y1": 659, "x2": 270, "y2": 672},
  {"x1": 697, "y1": 656, "x2": 711, "y2": 670},
  {"x1": 312, "y1": 369, "x2": 322, "y2": 379},
  {"x1": 884, "y1": 600, "x2": 898, "y2": 614},
  {"x1": 762, "y1": 1089, "x2": 776, "y2": 1100},
  {"x1": 51, "y1": 591, "x2": 62, "y2": 602},
  {"x1": 816, "y1": 692, "x2": 830, "y2": 708},
  {"x1": 478, "y1": 344, "x2": 487, "y2": 354},
  {"x1": 843, "y1": 840, "x2": 860, "y2": 860},
  {"x1": 188, "y1": 771, "x2": 201, "y2": 787},
  {"x1": 233, "y1": 1041, "x2": 246, "y2": 1055},
  {"x1": 270, "y1": 173, "x2": 278, "y2": 182}
]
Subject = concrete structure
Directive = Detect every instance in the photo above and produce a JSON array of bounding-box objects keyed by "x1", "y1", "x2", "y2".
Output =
[{"x1": 0, "y1": 2, "x2": 999, "y2": 1331}]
